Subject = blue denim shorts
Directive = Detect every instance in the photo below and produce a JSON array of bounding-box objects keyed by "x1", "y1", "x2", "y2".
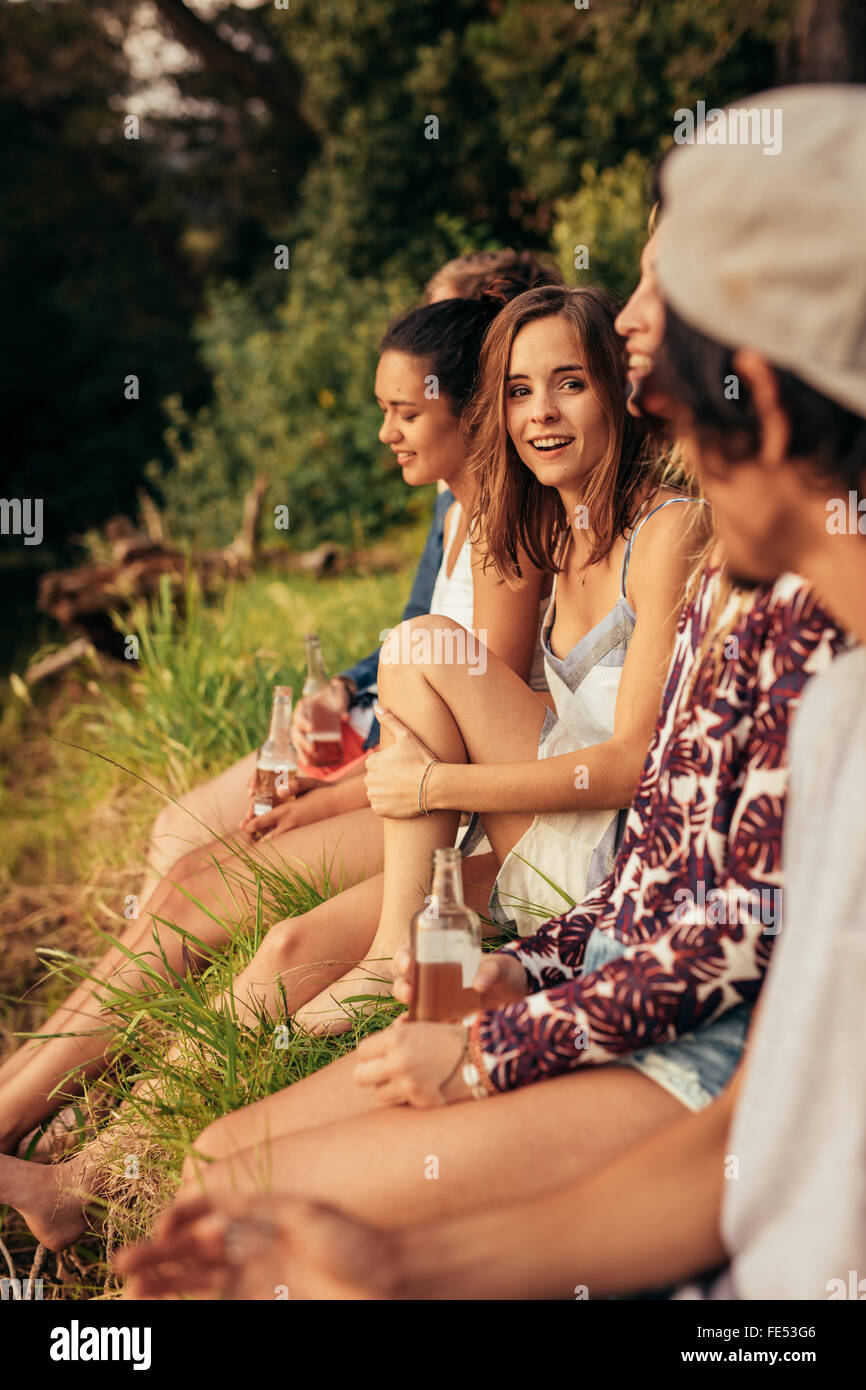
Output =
[{"x1": 582, "y1": 926, "x2": 751, "y2": 1112}]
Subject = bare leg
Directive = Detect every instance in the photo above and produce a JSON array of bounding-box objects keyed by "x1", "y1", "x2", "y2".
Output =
[
  {"x1": 221, "y1": 852, "x2": 498, "y2": 1030},
  {"x1": 141, "y1": 750, "x2": 258, "y2": 902},
  {"x1": 300, "y1": 617, "x2": 547, "y2": 1029},
  {"x1": 181, "y1": 1063, "x2": 687, "y2": 1230},
  {"x1": 0, "y1": 807, "x2": 384, "y2": 1152}
]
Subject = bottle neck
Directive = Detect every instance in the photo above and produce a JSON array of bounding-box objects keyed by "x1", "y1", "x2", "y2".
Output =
[
  {"x1": 266, "y1": 691, "x2": 293, "y2": 743},
  {"x1": 304, "y1": 637, "x2": 328, "y2": 687},
  {"x1": 430, "y1": 850, "x2": 465, "y2": 908}
]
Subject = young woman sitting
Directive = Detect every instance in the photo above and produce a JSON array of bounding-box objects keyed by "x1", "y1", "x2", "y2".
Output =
[{"x1": 0, "y1": 291, "x2": 547, "y2": 1163}]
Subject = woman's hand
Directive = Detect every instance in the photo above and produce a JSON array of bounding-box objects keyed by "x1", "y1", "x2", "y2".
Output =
[
  {"x1": 391, "y1": 946, "x2": 529, "y2": 1012},
  {"x1": 364, "y1": 705, "x2": 439, "y2": 819},
  {"x1": 241, "y1": 784, "x2": 341, "y2": 840},
  {"x1": 243, "y1": 769, "x2": 320, "y2": 825},
  {"x1": 353, "y1": 1018, "x2": 471, "y2": 1107},
  {"x1": 292, "y1": 682, "x2": 350, "y2": 761},
  {"x1": 114, "y1": 1193, "x2": 396, "y2": 1301}
]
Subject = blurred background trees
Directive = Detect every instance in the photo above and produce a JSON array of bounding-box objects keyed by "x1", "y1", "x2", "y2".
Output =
[{"x1": 3, "y1": 0, "x2": 860, "y2": 582}]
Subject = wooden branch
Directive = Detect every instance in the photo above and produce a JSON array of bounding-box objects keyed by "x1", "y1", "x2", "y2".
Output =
[
  {"x1": 25, "y1": 639, "x2": 95, "y2": 687},
  {"x1": 227, "y1": 474, "x2": 270, "y2": 564},
  {"x1": 137, "y1": 489, "x2": 165, "y2": 543}
]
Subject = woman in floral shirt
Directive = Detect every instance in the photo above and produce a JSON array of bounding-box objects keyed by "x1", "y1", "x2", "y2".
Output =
[{"x1": 469, "y1": 563, "x2": 842, "y2": 1099}]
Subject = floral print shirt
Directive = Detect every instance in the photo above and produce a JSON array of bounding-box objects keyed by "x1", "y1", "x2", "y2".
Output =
[{"x1": 472, "y1": 567, "x2": 845, "y2": 1092}]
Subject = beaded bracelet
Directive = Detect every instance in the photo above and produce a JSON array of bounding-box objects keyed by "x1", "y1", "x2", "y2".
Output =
[
  {"x1": 417, "y1": 757, "x2": 440, "y2": 816},
  {"x1": 464, "y1": 1020, "x2": 496, "y2": 1098}
]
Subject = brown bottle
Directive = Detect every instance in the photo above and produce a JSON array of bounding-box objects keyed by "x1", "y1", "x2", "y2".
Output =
[
  {"x1": 302, "y1": 633, "x2": 343, "y2": 767},
  {"x1": 254, "y1": 686, "x2": 300, "y2": 814},
  {"x1": 409, "y1": 848, "x2": 482, "y2": 1023}
]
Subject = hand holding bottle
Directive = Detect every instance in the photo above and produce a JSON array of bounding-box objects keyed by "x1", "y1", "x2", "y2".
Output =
[
  {"x1": 352, "y1": 1019, "x2": 473, "y2": 1108},
  {"x1": 391, "y1": 945, "x2": 529, "y2": 1012},
  {"x1": 241, "y1": 782, "x2": 341, "y2": 839},
  {"x1": 292, "y1": 680, "x2": 350, "y2": 761}
]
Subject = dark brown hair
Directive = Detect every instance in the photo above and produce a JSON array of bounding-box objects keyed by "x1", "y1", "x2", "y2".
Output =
[
  {"x1": 657, "y1": 303, "x2": 866, "y2": 491},
  {"x1": 467, "y1": 285, "x2": 660, "y2": 581},
  {"x1": 380, "y1": 294, "x2": 503, "y2": 419}
]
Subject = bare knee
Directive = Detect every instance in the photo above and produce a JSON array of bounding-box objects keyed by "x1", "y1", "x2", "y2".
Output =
[
  {"x1": 379, "y1": 614, "x2": 469, "y2": 698},
  {"x1": 258, "y1": 916, "x2": 311, "y2": 968},
  {"x1": 151, "y1": 799, "x2": 190, "y2": 845}
]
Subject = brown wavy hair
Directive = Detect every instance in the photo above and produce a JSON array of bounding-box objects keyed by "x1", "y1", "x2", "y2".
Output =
[{"x1": 467, "y1": 285, "x2": 661, "y2": 582}]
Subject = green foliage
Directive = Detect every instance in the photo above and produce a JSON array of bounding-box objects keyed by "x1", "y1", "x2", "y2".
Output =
[
  {"x1": 150, "y1": 252, "x2": 429, "y2": 550},
  {"x1": 552, "y1": 152, "x2": 653, "y2": 302},
  {"x1": 87, "y1": 559, "x2": 411, "y2": 796},
  {"x1": 469, "y1": 0, "x2": 789, "y2": 207},
  {"x1": 5, "y1": 0, "x2": 797, "y2": 576}
]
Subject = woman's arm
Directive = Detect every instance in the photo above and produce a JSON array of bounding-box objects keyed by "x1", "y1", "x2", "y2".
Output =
[{"x1": 428, "y1": 501, "x2": 705, "y2": 815}]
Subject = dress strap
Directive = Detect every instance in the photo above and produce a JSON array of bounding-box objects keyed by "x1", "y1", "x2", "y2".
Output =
[
  {"x1": 442, "y1": 499, "x2": 462, "y2": 550},
  {"x1": 620, "y1": 496, "x2": 708, "y2": 599},
  {"x1": 442, "y1": 500, "x2": 464, "y2": 577}
]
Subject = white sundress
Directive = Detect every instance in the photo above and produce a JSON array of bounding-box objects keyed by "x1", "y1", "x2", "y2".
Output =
[{"x1": 488, "y1": 496, "x2": 700, "y2": 936}]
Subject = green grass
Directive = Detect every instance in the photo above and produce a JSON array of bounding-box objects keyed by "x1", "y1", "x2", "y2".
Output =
[
  {"x1": 0, "y1": 539, "x2": 419, "y2": 1297},
  {"x1": 0, "y1": 523, "x2": 543, "y2": 1299}
]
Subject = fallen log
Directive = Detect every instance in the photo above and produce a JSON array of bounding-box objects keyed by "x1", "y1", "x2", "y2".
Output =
[{"x1": 35, "y1": 476, "x2": 406, "y2": 659}]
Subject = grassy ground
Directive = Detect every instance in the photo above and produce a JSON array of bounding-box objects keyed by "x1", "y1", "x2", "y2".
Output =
[{"x1": 0, "y1": 530, "x2": 424, "y2": 1298}]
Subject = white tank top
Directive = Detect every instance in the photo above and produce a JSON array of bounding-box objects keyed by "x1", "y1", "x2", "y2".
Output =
[{"x1": 430, "y1": 501, "x2": 549, "y2": 692}]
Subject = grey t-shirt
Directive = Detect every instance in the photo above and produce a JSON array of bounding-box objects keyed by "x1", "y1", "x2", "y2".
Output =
[{"x1": 687, "y1": 644, "x2": 866, "y2": 1300}]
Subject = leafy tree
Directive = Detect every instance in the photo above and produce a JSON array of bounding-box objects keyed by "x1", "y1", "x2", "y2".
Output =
[
  {"x1": 151, "y1": 248, "x2": 421, "y2": 551},
  {"x1": 552, "y1": 152, "x2": 652, "y2": 302},
  {"x1": 4, "y1": 0, "x2": 842, "y2": 567}
]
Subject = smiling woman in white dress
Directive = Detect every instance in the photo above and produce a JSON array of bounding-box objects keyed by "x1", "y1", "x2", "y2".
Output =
[{"x1": 294, "y1": 284, "x2": 709, "y2": 1026}]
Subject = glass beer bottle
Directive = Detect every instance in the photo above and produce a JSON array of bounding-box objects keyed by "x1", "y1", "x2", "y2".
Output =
[
  {"x1": 409, "y1": 847, "x2": 482, "y2": 1023},
  {"x1": 254, "y1": 685, "x2": 300, "y2": 815},
  {"x1": 302, "y1": 633, "x2": 343, "y2": 767}
]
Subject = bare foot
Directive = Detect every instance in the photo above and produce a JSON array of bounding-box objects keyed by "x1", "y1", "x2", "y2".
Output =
[
  {"x1": 17, "y1": 1103, "x2": 103, "y2": 1163},
  {"x1": 0, "y1": 1152, "x2": 92, "y2": 1251},
  {"x1": 294, "y1": 957, "x2": 398, "y2": 1036}
]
